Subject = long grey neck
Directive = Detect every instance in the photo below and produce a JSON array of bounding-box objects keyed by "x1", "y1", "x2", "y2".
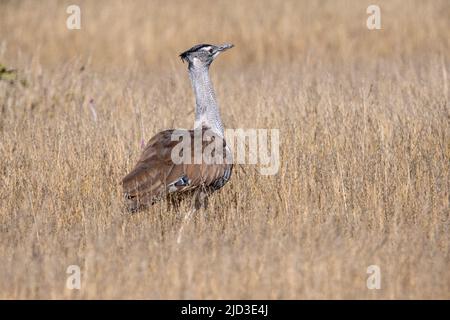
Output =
[{"x1": 188, "y1": 65, "x2": 224, "y2": 137}]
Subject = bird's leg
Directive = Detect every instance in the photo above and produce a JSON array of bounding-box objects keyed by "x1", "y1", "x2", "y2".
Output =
[
  {"x1": 176, "y1": 206, "x2": 197, "y2": 244},
  {"x1": 195, "y1": 187, "x2": 211, "y2": 219},
  {"x1": 194, "y1": 188, "x2": 209, "y2": 210},
  {"x1": 176, "y1": 188, "x2": 209, "y2": 244},
  {"x1": 176, "y1": 189, "x2": 200, "y2": 244}
]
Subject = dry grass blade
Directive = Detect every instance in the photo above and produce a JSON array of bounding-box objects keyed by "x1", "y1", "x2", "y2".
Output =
[{"x1": 0, "y1": 0, "x2": 449, "y2": 299}]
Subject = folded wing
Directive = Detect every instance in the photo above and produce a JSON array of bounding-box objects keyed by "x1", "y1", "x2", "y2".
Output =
[{"x1": 122, "y1": 128, "x2": 232, "y2": 211}]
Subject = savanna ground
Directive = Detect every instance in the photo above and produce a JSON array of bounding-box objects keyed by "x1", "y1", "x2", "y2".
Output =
[{"x1": 0, "y1": 0, "x2": 449, "y2": 299}]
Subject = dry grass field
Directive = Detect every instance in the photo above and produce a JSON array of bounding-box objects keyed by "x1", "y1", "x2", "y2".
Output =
[{"x1": 0, "y1": 0, "x2": 449, "y2": 299}]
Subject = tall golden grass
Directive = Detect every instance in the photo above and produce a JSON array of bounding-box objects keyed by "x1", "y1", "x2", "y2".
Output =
[{"x1": 0, "y1": 0, "x2": 449, "y2": 299}]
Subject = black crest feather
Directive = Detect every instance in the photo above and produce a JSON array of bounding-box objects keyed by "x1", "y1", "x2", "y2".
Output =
[{"x1": 179, "y1": 44, "x2": 212, "y2": 63}]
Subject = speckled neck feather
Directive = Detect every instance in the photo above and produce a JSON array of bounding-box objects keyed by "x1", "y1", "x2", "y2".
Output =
[{"x1": 188, "y1": 65, "x2": 224, "y2": 137}]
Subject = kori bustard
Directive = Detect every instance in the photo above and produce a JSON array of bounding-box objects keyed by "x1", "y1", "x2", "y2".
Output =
[{"x1": 122, "y1": 43, "x2": 234, "y2": 212}]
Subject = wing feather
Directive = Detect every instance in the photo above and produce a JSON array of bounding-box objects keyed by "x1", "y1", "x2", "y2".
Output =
[{"x1": 122, "y1": 128, "x2": 232, "y2": 211}]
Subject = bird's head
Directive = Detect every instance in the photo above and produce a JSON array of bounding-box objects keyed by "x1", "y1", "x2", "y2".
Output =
[{"x1": 179, "y1": 43, "x2": 234, "y2": 69}]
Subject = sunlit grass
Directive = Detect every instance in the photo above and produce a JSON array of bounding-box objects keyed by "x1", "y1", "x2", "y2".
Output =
[{"x1": 0, "y1": 0, "x2": 448, "y2": 299}]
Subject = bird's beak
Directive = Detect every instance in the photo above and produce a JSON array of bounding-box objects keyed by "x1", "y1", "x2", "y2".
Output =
[
  {"x1": 217, "y1": 43, "x2": 234, "y2": 52},
  {"x1": 212, "y1": 44, "x2": 234, "y2": 59}
]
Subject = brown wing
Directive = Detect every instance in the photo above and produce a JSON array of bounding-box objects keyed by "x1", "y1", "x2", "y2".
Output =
[{"x1": 122, "y1": 128, "x2": 232, "y2": 211}]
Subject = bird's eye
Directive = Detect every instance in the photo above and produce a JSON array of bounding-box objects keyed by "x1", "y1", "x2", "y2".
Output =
[{"x1": 208, "y1": 48, "x2": 213, "y2": 53}]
